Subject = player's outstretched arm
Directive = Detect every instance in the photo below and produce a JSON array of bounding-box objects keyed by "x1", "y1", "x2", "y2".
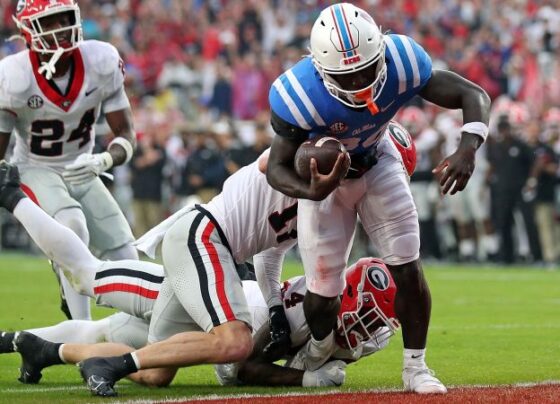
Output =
[{"x1": 419, "y1": 70, "x2": 491, "y2": 195}]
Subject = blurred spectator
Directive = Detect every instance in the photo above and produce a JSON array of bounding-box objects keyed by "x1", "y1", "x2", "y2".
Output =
[
  {"x1": 488, "y1": 119, "x2": 541, "y2": 264},
  {"x1": 130, "y1": 132, "x2": 167, "y2": 238},
  {"x1": 525, "y1": 120, "x2": 559, "y2": 266}
]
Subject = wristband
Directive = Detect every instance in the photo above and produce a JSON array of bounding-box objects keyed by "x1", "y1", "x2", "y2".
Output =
[
  {"x1": 461, "y1": 122, "x2": 489, "y2": 142},
  {"x1": 108, "y1": 137, "x2": 134, "y2": 164}
]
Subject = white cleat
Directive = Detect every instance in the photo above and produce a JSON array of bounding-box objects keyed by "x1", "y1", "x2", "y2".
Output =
[{"x1": 402, "y1": 367, "x2": 448, "y2": 394}]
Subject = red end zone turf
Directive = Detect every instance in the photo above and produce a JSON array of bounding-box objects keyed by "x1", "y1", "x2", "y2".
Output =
[{"x1": 169, "y1": 384, "x2": 560, "y2": 404}]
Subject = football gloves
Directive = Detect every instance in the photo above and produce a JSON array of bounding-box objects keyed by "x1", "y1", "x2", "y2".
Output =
[
  {"x1": 63, "y1": 152, "x2": 113, "y2": 186},
  {"x1": 262, "y1": 305, "x2": 291, "y2": 361}
]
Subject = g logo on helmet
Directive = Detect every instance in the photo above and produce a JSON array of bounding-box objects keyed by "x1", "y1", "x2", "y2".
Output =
[
  {"x1": 388, "y1": 122, "x2": 411, "y2": 149},
  {"x1": 366, "y1": 265, "x2": 389, "y2": 291}
]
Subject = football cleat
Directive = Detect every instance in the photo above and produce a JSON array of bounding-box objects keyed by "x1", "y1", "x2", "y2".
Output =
[
  {"x1": 13, "y1": 332, "x2": 57, "y2": 384},
  {"x1": 0, "y1": 331, "x2": 15, "y2": 354},
  {"x1": 0, "y1": 161, "x2": 26, "y2": 213},
  {"x1": 402, "y1": 366, "x2": 448, "y2": 394},
  {"x1": 78, "y1": 358, "x2": 119, "y2": 397}
]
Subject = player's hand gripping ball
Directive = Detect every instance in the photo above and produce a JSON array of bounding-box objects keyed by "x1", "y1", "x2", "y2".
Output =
[{"x1": 294, "y1": 137, "x2": 350, "y2": 182}]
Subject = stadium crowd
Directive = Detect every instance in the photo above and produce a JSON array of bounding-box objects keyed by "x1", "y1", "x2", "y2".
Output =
[{"x1": 0, "y1": 0, "x2": 559, "y2": 266}]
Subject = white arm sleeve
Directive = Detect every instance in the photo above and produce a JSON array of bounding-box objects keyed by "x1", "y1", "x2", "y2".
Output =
[
  {"x1": 0, "y1": 109, "x2": 16, "y2": 133},
  {"x1": 102, "y1": 86, "x2": 130, "y2": 114},
  {"x1": 253, "y1": 246, "x2": 291, "y2": 308}
]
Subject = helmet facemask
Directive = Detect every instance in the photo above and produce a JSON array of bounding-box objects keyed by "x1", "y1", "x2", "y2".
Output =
[
  {"x1": 13, "y1": 2, "x2": 82, "y2": 79},
  {"x1": 312, "y1": 40, "x2": 387, "y2": 110},
  {"x1": 336, "y1": 258, "x2": 400, "y2": 354}
]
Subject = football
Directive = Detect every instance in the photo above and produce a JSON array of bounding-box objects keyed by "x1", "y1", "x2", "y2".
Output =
[{"x1": 294, "y1": 136, "x2": 349, "y2": 181}]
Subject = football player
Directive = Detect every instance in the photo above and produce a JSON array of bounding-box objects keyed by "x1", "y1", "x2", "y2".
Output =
[
  {"x1": 265, "y1": 2, "x2": 491, "y2": 394},
  {"x1": 1, "y1": 258, "x2": 396, "y2": 389},
  {"x1": 0, "y1": 0, "x2": 138, "y2": 321}
]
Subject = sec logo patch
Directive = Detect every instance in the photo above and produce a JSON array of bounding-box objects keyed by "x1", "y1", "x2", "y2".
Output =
[{"x1": 27, "y1": 95, "x2": 44, "y2": 109}]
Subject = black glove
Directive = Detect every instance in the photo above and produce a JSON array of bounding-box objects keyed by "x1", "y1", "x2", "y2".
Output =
[{"x1": 263, "y1": 305, "x2": 291, "y2": 361}]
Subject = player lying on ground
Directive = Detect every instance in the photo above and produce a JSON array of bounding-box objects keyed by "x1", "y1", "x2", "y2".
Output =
[{"x1": 0, "y1": 258, "x2": 397, "y2": 389}]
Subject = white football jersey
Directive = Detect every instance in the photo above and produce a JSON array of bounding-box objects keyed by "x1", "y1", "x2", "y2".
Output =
[
  {"x1": 0, "y1": 40, "x2": 129, "y2": 170},
  {"x1": 205, "y1": 160, "x2": 298, "y2": 264}
]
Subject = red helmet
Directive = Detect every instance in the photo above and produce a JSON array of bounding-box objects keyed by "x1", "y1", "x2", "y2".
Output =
[
  {"x1": 14, "y1": 0, "x2": 82, "y2": 77},
  {"x1": 387, "y1": 121, "x2": 416, "y2": 176},
  {"x1": 336, "y1": 257, "x2": 400, "y2": 352},
  {"x1": 399, "y1": 106, "x2": 428, "y2": 137}
]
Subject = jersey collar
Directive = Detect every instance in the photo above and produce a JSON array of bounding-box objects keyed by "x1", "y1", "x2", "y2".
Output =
[{"x1": 29, "y1": 49, "x2": 85, "y2": 112}]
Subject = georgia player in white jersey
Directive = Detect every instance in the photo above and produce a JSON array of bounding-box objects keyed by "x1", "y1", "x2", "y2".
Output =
[{"x1": 0, "y1": 0, "x2": 138, "y2": 320}]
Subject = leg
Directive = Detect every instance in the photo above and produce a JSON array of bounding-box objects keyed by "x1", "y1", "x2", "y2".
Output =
[
  {"x1": 358, "y1": 144, "x2": 445, "y2": 393},
  {"x1": 79, "y1": 211, "x2": 254, "y2": 396},
  {"x1": 297, "y1": 191, "x2": 357, "y2": 370}
]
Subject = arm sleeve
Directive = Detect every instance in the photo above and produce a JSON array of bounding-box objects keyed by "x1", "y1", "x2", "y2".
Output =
[{"x1": 253, "y1": 244, "x2": 294, "y2": 308}]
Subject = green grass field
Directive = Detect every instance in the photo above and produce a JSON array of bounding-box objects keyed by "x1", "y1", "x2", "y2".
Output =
[{"x1": 0, "y1": 253, "x2": 559, "y2": 403}]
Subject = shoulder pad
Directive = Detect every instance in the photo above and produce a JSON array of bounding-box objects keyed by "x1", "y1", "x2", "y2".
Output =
[
  {"x1": 79, "y1": 40, "x2": 121, "y2": 77},
  {"x1": 0, "y1": 51, "x2": 32, "y2": 96}
]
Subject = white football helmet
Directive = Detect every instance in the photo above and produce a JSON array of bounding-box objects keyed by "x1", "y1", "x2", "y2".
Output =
[{"x1": 309, "y1": 3, "x2": 387, "y2": 111}]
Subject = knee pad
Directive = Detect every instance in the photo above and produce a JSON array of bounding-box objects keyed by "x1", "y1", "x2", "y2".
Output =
[{"x1": 388, "y1": 233, "x2": 420, "y2": 265}]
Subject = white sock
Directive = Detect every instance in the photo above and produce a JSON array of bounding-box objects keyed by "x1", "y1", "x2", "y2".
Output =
[
  {"x1": 130, "y1": 351, "x2": 141, "y2": 370},
  {"x1": 482, "y1": 234, "x2": 499, "y2": 255},
  {"x1": 27, "y1": 318, "x2": 111, "y2": 344},
  {"x1": 308, "y1": 330, "x2": 335, "y2": 358},
  {"x1": 459, "y1": 239, "x2": 476, "y2": 257},
  {"x1": 12, "y1": 199, "x2": 98, "y2": 296},
  {"x1": 404, "y1": 348, "x2": 426, "y2": 369}
]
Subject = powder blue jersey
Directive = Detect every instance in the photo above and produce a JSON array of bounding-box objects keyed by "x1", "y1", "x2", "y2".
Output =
[{"x1": 269, "y1": 34, "x2": 432, "y2": 155}]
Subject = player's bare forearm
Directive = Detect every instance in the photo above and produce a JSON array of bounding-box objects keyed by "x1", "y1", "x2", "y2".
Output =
[
  {"x1": 105, "y1": 108, "x2": 137, "y2": 166},
  {"x1": 266, "y1": 135, "x2": 312, "y2": 199},
  {"x1": 420, "y1": 69, "x2": 491, "y2": 127},
  {"x1": 238, "y1": 360, "x2": 304, "y2": 386},
  {"x1": 237, "y1": 325, "x2": 303, "y2": 386}
]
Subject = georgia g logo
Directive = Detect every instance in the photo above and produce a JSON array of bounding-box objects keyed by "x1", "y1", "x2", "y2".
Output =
[
  {"x1": 366, "y1": 265, "x2": 390, "y2": 291},
  {"x1": 388, "y1": 122, "x2": 412, "y2": 149}
]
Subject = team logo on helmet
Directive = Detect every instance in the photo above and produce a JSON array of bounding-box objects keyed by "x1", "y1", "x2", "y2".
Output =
[
  {"x1": 366, "y1": 265, "x2": 390, "y2": 291},
  {"x1": 27, "y1": 95, "x2": 44, "y2": 109},
  {"x1": 329, "y1": 121, "x2": 348, "y2": 134},
  {"x1": 388, "y1": 122, "x2": 411, "y2": 149}
]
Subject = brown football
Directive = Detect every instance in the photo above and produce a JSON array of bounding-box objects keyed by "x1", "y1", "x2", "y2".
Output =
[{"x1": 294, "y1": 136, "x2": 349, "y2": 181}]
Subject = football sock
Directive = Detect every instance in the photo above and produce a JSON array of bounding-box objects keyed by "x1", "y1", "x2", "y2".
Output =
[
  {"x1": 482, "y1": 233, "x2": 499, "y2": 255},
  {"x1": 308, "y1": 330, "x2": 335, "y2": 358},
  {"x1": 404, "y1": 348, "x2": 426, "y2": 369},
  {"x1": 107, "y1": 353, "x2": 140, "y2": 380},
  {"x1": 13, "y1": 199, "x2": 98, "y2": 296},
  {"x1": 459, "y1": 239, "x2": 475, "y2": 257},
  {"x1": 27, "y1": 318, "x2": 111, "y2": 344}
]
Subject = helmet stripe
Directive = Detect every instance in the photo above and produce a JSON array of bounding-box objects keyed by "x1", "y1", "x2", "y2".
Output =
[{"x1": 331, "y1": 4, "x2": 356, "y2": 57}]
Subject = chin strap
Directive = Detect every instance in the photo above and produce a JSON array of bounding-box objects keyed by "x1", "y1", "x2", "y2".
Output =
[
  {"x1": 38, "y1": 47, "x2": 64, "y2": 80},
  {"x1": 355, "y1": 89, "x2": 380, "y2": 115}
]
